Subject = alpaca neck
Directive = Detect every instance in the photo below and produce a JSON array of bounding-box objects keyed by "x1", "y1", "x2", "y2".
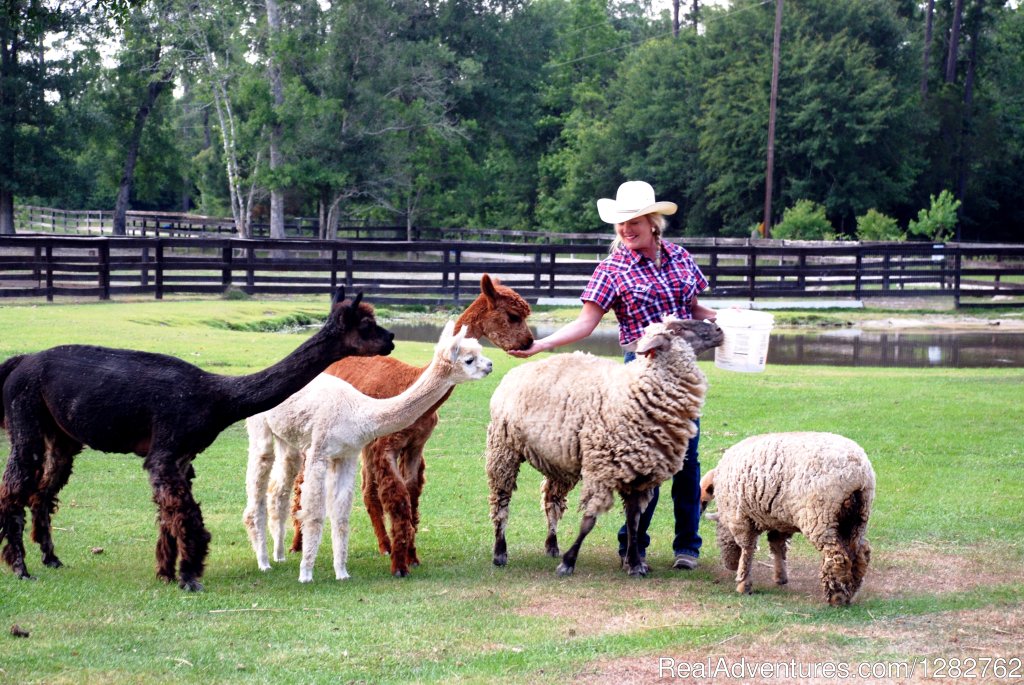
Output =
[
  {"x1": 455, "y1": 304, "x2": 485, "y2": 339},
  {"x1": 365, "y1": 354, "x2": 456, "y2": 439},
  {"x1": 220, "y1": 326, "x2": 341, "y2": 422}
]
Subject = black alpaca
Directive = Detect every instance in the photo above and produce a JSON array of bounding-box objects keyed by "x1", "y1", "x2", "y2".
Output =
[{"x1": 0, "y1": 290, "x2": 393, "y2": 591}]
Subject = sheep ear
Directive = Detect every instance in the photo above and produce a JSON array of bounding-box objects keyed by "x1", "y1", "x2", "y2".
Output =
[
  {"x1": 636, "y1": 331, "x2": 671, "y2": 355},
  {"x1": 663, "y1": 316, "x2": 686, "y2": 335}
]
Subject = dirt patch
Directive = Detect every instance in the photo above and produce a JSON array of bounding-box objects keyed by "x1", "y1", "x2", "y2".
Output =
[{"x1": 576, "y1": 605, "x2": 1024, "y2": 684}]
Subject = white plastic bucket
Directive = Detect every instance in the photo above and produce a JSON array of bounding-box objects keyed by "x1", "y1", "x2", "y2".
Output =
[{"x1": 714, "y1": 309, "x2": 775, "y2": 373}]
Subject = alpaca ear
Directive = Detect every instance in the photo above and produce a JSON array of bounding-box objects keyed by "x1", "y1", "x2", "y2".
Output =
[
  {"x1": 440, "y1": 320, "x2": 456, "y2": 340},
  {"x1": 480, "y1": 274, "x2": 498, "y2": 304},
  {"x1": 332, "y1": 287, "x2": 346, "y2": 307},
  {"x1": 448, "y1": 325, "x2": 468, "y2": 363},
  {"x1": 352, "y1": 292, "x2": 363, "y2": 308}
]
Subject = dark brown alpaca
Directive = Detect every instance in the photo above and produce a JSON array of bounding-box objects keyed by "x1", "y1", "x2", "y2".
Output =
[
  {"x1": 0, "y1": 291, "x2": 393, "y2": 591},
  {"x1": 290, "y1": 274, "x2": 532, "y2": 576}
]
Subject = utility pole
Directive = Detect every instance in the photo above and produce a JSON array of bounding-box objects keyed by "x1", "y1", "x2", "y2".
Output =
[{"x1": 762, "y1": 0, "x2": 783, "y2": 238}]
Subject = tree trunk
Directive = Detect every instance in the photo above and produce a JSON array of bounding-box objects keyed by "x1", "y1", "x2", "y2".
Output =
[
  {"x1": 920, "y1": 0, "x2": 934, "y2": 99},
  {"x1": 113, "y1": 48, "x2": 171, "y2": 236},
  {"x1": 692, "y1": 0, "x2": 698, "y2": 32},
  {"x1": 672, "y1": 0, "x2": 680, "y2": 37},
  {"x1": 945, "y1": 0, "x2": 965, "y2": 84},
  {"x1": 265, "y1": 0, "x2": 286, "y2": 242}
]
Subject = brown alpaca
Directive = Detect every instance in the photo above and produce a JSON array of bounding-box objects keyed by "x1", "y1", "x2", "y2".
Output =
[
  {"x1": 0, "y1": 291, "x2": 393, "y2": 591},
  {"x1": 290, "y1": 274, "x2": 533, "y2": 576}
]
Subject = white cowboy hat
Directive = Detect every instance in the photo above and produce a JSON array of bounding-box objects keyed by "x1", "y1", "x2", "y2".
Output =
[{"x1": 596, "y1": 181, "x2": 677, "y2": 225}]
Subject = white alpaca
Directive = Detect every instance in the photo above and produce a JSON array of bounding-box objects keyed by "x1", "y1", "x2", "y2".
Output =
[{"x1": 242, "y1": 322, "x2": 492, "y2": 582}]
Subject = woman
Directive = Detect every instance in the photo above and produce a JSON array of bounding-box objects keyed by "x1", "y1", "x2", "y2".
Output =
[{"x1": 510, "y1": 180, "x2": 715, "y2": 571}]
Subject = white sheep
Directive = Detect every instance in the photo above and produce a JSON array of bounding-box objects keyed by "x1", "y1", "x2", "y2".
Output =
[
  {"x1": 485, "y1": 316, "x2": 723, "y2": 577},
  {"x1": 243, "y1": 322, "x2": 492, "y2": 582},
  {"x1": 700, "y1": 432, "x2": 875, "y2": 605}
]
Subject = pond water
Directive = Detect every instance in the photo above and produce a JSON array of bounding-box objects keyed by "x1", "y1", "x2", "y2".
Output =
[{"x1": 384, "y1": 322, "x2": 1024, "y2": 369}]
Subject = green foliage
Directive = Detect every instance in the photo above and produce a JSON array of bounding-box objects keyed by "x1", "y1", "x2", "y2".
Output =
[
  {"x1": 907, "y1": 189, "x2": 961, "y2": 241},
  {"x1": 772, "y1": 199, "x2": 834, "y2": 239},
  {"x1": 856, "y1": 208, "x2": 904, "y2": 241}
]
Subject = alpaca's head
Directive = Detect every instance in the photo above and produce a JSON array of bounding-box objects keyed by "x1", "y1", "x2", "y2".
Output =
[
  {"x1": 460, "y1": 275, "x2": 534, "y2": 352},
  {"x1": 434, "y1": 321, "x2": 493, "y2": 384},
  {"x1": 327, "y1": 289, "x2": 395, "y2": 358},
  {"x1": 636, "y1": 316, "x2": 724, "y2": 359}
]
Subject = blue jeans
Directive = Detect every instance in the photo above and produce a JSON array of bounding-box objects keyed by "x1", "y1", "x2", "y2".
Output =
[{"x1": 618, "y1": 351, "x2": 702, "y2": 559}]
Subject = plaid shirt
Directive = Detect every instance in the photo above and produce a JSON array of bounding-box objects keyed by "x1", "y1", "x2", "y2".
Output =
[{"x1": 581, "y1": 241, "x2": 709, "y2": 347}]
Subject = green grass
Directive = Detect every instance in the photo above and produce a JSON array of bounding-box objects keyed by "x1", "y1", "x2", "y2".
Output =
[{"x1": 1, "y1": 298, "x2": 1022, "y2": 684}]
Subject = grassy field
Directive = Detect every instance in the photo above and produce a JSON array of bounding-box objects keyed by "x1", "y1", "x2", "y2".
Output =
[{"x1": 1, "y1": 297, "x2": 1022, "y2": 684}]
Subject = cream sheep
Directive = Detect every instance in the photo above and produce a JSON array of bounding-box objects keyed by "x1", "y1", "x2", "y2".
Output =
[
  {"x1": 486, "y1": 316, "x2": 723, "y2": 577},
  {"x1": 243, "y1": 322, "x2": 492, "y2": 582},
  {"x1": 700, "y1": 432, "x2": 875, "y2": 605}
]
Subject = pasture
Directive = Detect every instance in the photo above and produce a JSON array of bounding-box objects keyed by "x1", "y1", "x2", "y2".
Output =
[{"x1": 1, "y1": 297, "x2": 1022, "y2": 684}]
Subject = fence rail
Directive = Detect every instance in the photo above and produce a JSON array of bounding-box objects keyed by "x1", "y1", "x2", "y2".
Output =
[{"x1": 2, "y1": 235, "x2": 1022, "y2": 307}]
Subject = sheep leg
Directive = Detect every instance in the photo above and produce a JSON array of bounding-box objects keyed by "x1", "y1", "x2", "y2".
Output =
[
  {"x1": 732, "y1": 524, "x2": 759, "y2": 595},
  {"x1": 297, "y1": 456, "x2": 329, "y2": 583},
  {"x1": 622, "y1": 491, "x2": 650, "y2": 577},
  {"x1": 242, "y1": 419, "x2": 276, "y2": 571},
  {"x1": 486, "y1": 440, "x2": 522, "y2": 567},
  {"x1": 268, "y1": 444, "x2": 302, "y2": 563},
  {"x1": 361, "y1": 447, "x2": 391, "y2": 556},
  {"x1": 541, "y1": 478, "x2": 572, "y2": 558},
  {"x1": 327, "y1": 455, "x2": 358, "y2": 581},
  {"x1": 29, "y1": 434, "x2": 80, "y2": 569},
  {"x1": 766, "y1": 530, "x2": 792, "y2": 585},
  {"x1": 556, "y1": 514, "x2": 597, "y2": 577}
]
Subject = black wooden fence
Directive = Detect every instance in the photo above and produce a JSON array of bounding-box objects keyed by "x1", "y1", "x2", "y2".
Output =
[{"x1": 1, "y1": 234, "x2": 1022, "y2": 307}]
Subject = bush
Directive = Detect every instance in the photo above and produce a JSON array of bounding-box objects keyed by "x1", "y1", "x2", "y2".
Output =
[
  {"x1": 772, "y1": 199, "x2": 834, "y2": 240},
  {"x1": 907, "y1": 190, "x2": 961, "y2": 242},
  {"x1": 856, "y1": 209, "x2": 904, "y2": 241}
]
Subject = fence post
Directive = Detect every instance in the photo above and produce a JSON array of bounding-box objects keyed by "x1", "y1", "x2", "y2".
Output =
[
  {"x1": 747, "y1": 248, "x2": 757, "y2": 301},
  {"x1": 953, "y1": 248, "x2": 962, "y2": 308},
  {"x1": 345, "y1": 248, "x2": 353, "y2": 289},
  {"x1": 33, "y1": 245, "x2": 41, "y2": 284},
  {"x1": 549, "y1": 250, "x2": 557, "y2": 295},
  {"x1": 854, "y1": 250, "x2": 863, "y2": 300},
  {"x1": 155, "y1": 241, "x2": 164, "y2": 300},
  {"x1": 98, "y1": 241, "x2": 110, "y2": 300},
  {"x1": 141, "y1": 246, "x2": 150, "y2": 288},
  {"x1": 330, "y1": 247, "x2": 338, "y2": 293},
  {"x1": 442, "y1": 249, "x2": 450, "y2": 290},
  {"x1": 246, "y1": 245, "x2": 255, "y2": 293},
  {"x1": 45, "y1": 244, "x2": 54, "y2": 302},
  {"x1": 221, "y1": 244, "x2": 233, "y2": 290},
  {"x1": 533, "y1": 252, "x2": 542, "y2": 291},
  {"x1": 453, "y1": 249, "x2": 462, "y2": 303}
]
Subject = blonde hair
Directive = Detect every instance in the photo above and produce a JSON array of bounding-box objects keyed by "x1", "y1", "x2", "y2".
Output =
[{"x1": 610, "y1": 213, "x2": 668, "y2": 267}]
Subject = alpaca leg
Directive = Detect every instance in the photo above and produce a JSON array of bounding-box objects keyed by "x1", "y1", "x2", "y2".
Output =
[
  {"x1": 148, "y1": 455, "x2": 211, "y2": 592},
  {"x1": 375, "y1": 448, "x2": 415, "y2": 577},
  {"x1": 242, "y1": 420, "x2": 276, "y2": 571},
  {"x1": 327, "y1": 456, "x2": 359, "y2": 581},
  {"x1": 621, "y1": 490, "x2": 651, "y2": 577},
  {"x1": 541, "y1": 478, "x2": 572, "y2": 558},
  {"x1": 767, "y1": 530, "x2": 792, "y2": 585},
  {"x1": 0, "y1": 430, "x2": 49, "y2": 580},
  {"x1": 297, "y1": 457, "x2": 328, "y2": 583},
  {"x1": 556, "y1": 514, "x2": 598, "y2": 577},
  {"x1": 362, "y1": 445, "x2": 392, "y2": 556},
  {"x1": 29, "y1": 434, "x2": 80, "y2": 569},
  {"x1": 485, "y1": 437, "x2": 523, "y2": 567},
  {"x1": 731, "y1": 523, "x2": 759, "y2": 595},
  {"x1": 404, "y1": 451, "x2": 427, "y2": 567},
  {"x1": 268, "y1": 444, "x2": 302, "y2": 563},
  {"x1": 288, "y1": 462, "x2": 306, "y2": 554}
]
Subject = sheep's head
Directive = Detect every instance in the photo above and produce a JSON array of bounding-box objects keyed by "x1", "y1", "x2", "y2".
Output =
[
  {"x1": 700, "y1": 468, "x2": 717, "y2": 519},
  {"x1": 635, "y1": 316, "x2": 724, "y2": 358},
  {"x1": 436, "y1": 320, "x2": 493, "y2": 383}
]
